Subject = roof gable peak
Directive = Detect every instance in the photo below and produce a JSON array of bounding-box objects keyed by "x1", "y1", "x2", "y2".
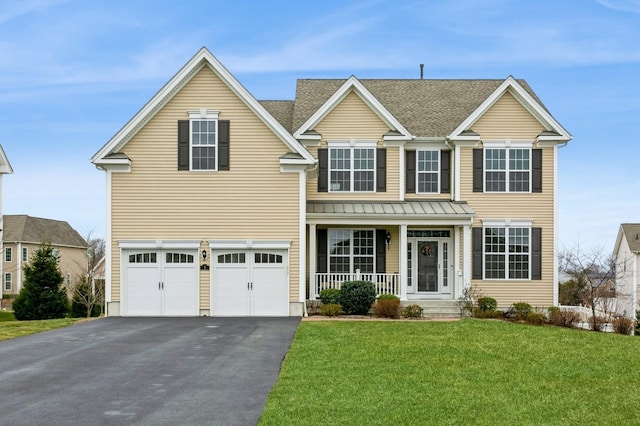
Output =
[{"x1": 293, "y1": 75, "x2": 412, "y2": 140}]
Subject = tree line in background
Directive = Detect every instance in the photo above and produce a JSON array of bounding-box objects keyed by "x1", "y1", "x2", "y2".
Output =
[{"x1": 11, "y1": 233, "x2": 105, "y2": 321}]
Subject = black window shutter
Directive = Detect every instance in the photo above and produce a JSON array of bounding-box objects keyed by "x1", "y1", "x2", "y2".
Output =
[
  {"x1": 473, "y1": 149, "x2": 483, "y2": 192},
  {"x1": 531, "y1": 227, "x2": 542, "y2": 280},
  {"x1": 376, "y1": 148, "x2": 386, "y2": 192},
  {"x1": 178, "y1": 120, "x2": 190, "y2": 170},
  {"x1": 218, "y1": 120, "x2": 230, "y2": 171},
  {"x1": 440, "y1": 150, "x2": 451, "y2": 194},
  {"x1": 318, "y1": 149, "x2": 328, "y2": 192},
  {"x1": 405, "y1": 150, "x2": 416, "y2": 194},
  {"x1": 532, "y1": 148, "x2": 542, "y2": 193},
  {"x1": 376, "y1": 229, "x2": 386, "y2": 273},
  {"x1": 317, "y1": 229, "x2": 328, "y2": 273},
  {"x1": 472, "y1": 227, "x2": 483, "y2": 279}
]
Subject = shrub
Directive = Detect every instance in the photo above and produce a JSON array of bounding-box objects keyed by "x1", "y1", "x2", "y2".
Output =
[
  {"x1": 525, "y1": 308, "x2": 546, "y2": 325},
  {"x1": 320, "y1": 303, "x2": 342, "y2": 317},
  {"x1": 319, "y1": 288, "x2": 341, "y2": 305},
  {"x1": 338, "y1": 281, "x2": 376, "y2": 315},
  {"x1": 69, "y1": 277, "x2": 102, "y2": 318},
  {"x1": 547, "y1": 307, "x2": 581, "y2": 328},
  {"x1": 512, "y1": 302, "x2": 532, "y2": 320},
  {"x1": 612, "y1": 317, "x2": 634, "y2": 335},
  {"x1": 473, "y1": 308, "x2": 503, "y2": 319},
  {"x1": 403, "y1": 304, "x2": 423, "y2": 319},
  {"x1": 306, "y1": 299, "x2": 322, "y2": 316},
  {"x1": 477, "y1": 297, "x2": 497, "y2": 312},
  {"x1": 590, "y1": 315, "x2": 608, "y2": 332},
  {"x1": 372, "y1": 294, "x2": 402, "y2": 319}
]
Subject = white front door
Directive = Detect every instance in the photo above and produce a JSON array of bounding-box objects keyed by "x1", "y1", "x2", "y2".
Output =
[
  {"x1": 212, "y1": 250, "x2": 288, "y2": 316},
  {"x1": 407, "y1": 238, "x2": 452, "y2": 297}
]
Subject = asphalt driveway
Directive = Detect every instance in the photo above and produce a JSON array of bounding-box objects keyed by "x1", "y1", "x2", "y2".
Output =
[{"x1": 0, "y1": 317, "x2": 300, "y2": 425}]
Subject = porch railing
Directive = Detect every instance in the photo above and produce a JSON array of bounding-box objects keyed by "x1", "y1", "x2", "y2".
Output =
[{"x1": 314, "y1": 271, "x2": 400, "y2": 297}]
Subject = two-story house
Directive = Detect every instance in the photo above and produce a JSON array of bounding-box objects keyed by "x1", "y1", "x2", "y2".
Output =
[
  {"x1": 92, "y1": 47, "x2": 571, "y2": 317},
  {"x1": 2, "y1": 215, "x2": 88, "y2": 297}
]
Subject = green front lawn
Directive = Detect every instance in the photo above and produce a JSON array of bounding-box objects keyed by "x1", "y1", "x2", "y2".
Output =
[
  {"x1": 260, "y1": 319, "x2": 640, "y2": 425},
  {"x1": 0, "y1": 315, "x2": 83, "y2": 341}
]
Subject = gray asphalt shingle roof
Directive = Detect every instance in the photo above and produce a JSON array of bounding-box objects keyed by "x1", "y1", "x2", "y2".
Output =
[
  {"x1": 3, "y1": 215, "x2": 87, "y2": 248},
  {"x1": 621, "y1": 223, "x2": 640, "y2": 253},
  {"x1": 285, "y1": 78, "x2": 544, "y2": 137}
]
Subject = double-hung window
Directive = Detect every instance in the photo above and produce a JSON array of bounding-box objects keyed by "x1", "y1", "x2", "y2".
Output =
[
  {"x1": 484, "y1": 226, "x2": 530, "y2": 279},
  {"x1": 189, "y1": 109, "x2": 218, "y2": 171},
  {"x1": 417, "y1": 149, "x2": 439, "y2": 193},
  {"x1": 5, "y1": 247, "x2": 11, "y2": 262},
  {"x1": 4, "y1": 273, "x2": 10, "y2": 291},
  {"x1": 328, "y1": 229, "x2": 375, "y2": 273},
  {"x1": 484, "y1": 144, "x2": 531, "y2": 192},
  {"x1": 329, "y1": 142, "x2": 375, "y2": 192}
]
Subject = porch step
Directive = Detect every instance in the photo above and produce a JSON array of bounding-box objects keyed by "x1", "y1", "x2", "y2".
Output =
[{"x1": 401, "y1": 300, "x2": 461, "y2": 319}]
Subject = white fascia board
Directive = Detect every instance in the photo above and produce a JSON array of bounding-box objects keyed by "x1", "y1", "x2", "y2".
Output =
[
  {"x1": 448, "y1": 76, "x2": 572, "y2": 141},
  {"x1": 280, "y1": 163, "x2": 311, "y2": 173},
  {"x1": 301, "y1": 140, "x2": 322, "y2": 147},
  {"x1": 92, "y1": 47, "x2": 314, "y2": 165},
  {"x1": 293, "y1": 76, "x2": 413, "y2": 140},
  {"x1": 383, "y1": 135, "x2": 412, "y2": 142},
  {"x1": 481, "y1": 219, "x2": 533, "y2": 227},
  {"x1": 612, "y1": 225, "x2": 625, "y2": 256},
  {"x1": 119, "y1": 240, "x2": 201, "y2": 249},
  {"x1": 0, "y1": 145, "x2": 13, "y2": 174},
  {"x1": 93, "y1": 159, "x2": 132, "y2": 173},
  {"x1": 209, "y1": 240, "x2": 291, "y2": 250}
]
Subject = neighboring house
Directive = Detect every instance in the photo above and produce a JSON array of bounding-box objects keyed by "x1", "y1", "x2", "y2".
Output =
[
  {"x1": 0, "y1": 145, "x2": 13, "y2": 302},
  {"x1": 2, "y1": 215, "x2": 88, "y2": 296},
  {"x1": 613, "y1": 223, "x2": 640, "y2": 317},
  {"x1": 92, "y1": 47, "x2": 571, "y2": 317}
]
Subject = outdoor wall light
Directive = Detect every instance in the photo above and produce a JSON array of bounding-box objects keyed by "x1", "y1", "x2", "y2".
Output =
[
  {"x1": 385, "y1": 231, "x2": 391, "y2": 250},
  {"x1": 201, "y1": 249, "x2": 208, "y2": 261}
]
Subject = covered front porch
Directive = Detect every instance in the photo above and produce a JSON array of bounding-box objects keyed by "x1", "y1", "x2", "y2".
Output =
[{"x1": 307, "y1": 200, "x2": 476, "y2": 302}]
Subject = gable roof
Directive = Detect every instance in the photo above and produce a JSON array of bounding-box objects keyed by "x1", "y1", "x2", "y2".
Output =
[
  {"x1": 290, "y1": 77, "x2": 566, "y2": 139},
  {"x1": 92, "y1": 47, "x2": 315, "y2": 166},
  {"x1": 0, "y1": 144, "x2": 13, "y2": 174},
  {"x1": 615, "y1": 223, "x2": 640, "y2": 254},
  {"x1": 3, "y1": 215, "x2": 87, "y2": 248},
  {"x1": 293, "y1": 76, "x2": 412, "y2": 139}
]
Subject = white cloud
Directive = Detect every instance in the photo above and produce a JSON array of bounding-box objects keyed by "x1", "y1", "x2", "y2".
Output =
[{"x1": 597, "y1": 0, "x2": 640, "y2": 13}]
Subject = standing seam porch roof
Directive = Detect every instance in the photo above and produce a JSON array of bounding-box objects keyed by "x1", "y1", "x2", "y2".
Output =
[{"x1": 307, "y1": 200, "x2": 475, "y2": 220}]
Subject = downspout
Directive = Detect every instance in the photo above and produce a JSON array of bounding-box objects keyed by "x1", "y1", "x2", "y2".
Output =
[{"x1": 444, "y1": 139, "x2": 455, "y2": 201}]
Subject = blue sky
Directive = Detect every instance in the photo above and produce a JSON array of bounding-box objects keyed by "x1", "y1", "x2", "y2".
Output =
[{"x1": 0, "y1": 0, "x2": 639, "y2": 253}]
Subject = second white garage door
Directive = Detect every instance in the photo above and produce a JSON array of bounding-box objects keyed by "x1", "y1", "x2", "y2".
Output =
[{"x1": 212, "y1": 250, "x2": 289, "y2": 316}]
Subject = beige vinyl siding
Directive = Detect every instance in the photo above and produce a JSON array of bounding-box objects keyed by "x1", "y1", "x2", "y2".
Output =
[
  {"x1": 471, "y1": 92, "x2": 545, "y2": 139},
  {"x1": 460, "y1": 92, "x2": 555, "y2": 307},
  {"x1": 110, "y1": 66, "x2": 301, "y2": 307},
  {"x1": 307, "y1": 91, "x2": 401, "y2": 201}
]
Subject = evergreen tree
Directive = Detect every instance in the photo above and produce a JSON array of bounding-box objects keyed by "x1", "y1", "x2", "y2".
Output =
[{"x1": 13, "y1": 244, "x2": 69, "y2": 320}]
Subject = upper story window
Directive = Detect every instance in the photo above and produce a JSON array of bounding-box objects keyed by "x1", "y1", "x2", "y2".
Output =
[
  {"x1": 485, "y1": 148, "x2": 530, "y2": 192},
  {"x1": 189, "y1": 110, "x2": 218, "y2": 171},
  {"x1": 178, "y1": 110, "x2": 230, "y2": 172},
  {"x1": 417, "y1": 150, "x2": 440, "y2": 193},
  {"x1": 329, "y1": 142, "x2": 376, "y2": 192},
  {"x1": 5, "y1": 247, "x2": 11, "y2": 262},
  {"x1": 22, "y1": 247, "x2": 28, "y2": 262}
]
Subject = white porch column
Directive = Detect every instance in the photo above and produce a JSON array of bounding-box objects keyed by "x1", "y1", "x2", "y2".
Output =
[
  {"x1": 309, "y1": 224, "x2": 317, "y2": 299},
  {"x1": 399, "y1": 225, "x2": 408, "y2": 300},
  {"x1": 454, "y1": 226, "x2": 461, "y2": 299},
  {"x1": 462, "y1": 225, "x2": 472, "y2": 295}
]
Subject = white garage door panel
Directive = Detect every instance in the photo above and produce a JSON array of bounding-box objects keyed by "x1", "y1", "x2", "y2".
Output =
[
  {"x1": 252, "y1": 265, "x2": 288, "y2": 316},
  {"x1": 163, "y1": 261, "x2": 199, "y2": 316},
  {"x1": 126, "y1": 264, "x2": 161, "y2": 316},
  {"x1": 214, "y1": 264, "x2": 250, "y2": 316},
  {"x1": 212, "y1": 250, "x2": 289, "y2": 317}
]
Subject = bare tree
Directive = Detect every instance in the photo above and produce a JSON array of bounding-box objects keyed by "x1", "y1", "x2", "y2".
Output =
[
  {"x1": 69, "y1": 232, "x2": 105, "y2": 317},
  {"x1": 559, "y1": 243, "x2": 628, "y2": 331}
]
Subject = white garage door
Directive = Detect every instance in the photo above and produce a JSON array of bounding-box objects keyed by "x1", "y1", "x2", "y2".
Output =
[
  {"x1": 212, "y1": 250, "x2": 289, "y2": 316},
  {"x1": 124, "y1": 250, "x2": 199, "y2": 316}
]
